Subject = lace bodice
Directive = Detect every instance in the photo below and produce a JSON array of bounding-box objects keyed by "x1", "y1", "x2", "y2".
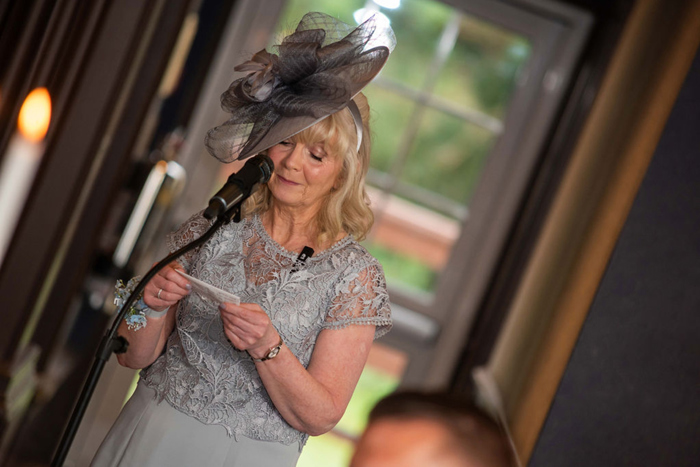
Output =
[{"x1": 140, "y1": 212, "x2": 392, "y2": 448}]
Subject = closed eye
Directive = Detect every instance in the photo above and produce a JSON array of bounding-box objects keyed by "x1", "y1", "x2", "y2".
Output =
[{"x1": 310, "y1": 145, "x2": 327, "y2": 162}]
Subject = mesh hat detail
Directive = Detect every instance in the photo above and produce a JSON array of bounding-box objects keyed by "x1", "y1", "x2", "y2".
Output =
[{"x1": 205, "y1": 12, "x2": 396, "y2": 163}]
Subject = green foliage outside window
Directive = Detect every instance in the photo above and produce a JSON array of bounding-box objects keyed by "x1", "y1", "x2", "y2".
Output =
[
  {"x1": 434, "y1": 16, "x2": 531, "y2": 118},
  {"x1": 363, "y1": 87, "x2": 414, "y2": 173},
  {"x1": 365, "y1": 241, "x2": 438, "y2": 293},
  {"x1": 402, "y1": 109, "x2": 495, "y2": 205},
  {"x1": 375, "y1": 0, "x2": 453, "y2": 89}
]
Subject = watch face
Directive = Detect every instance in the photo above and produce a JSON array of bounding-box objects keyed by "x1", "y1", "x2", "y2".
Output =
[{"x1": 267, "y1": 346, "x2": 280, "y2": 359}]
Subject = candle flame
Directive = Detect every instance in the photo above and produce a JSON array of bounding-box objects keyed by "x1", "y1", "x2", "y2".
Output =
[{"x1": 18, "y1": 87, "x2": 51, "y2": 142}]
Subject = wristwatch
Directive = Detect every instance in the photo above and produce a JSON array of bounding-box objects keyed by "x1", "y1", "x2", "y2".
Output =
[{"x1": 250, "y1": 337, "x2": 283, "y2": 362}]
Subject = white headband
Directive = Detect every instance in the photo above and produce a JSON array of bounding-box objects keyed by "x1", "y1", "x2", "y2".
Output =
[{"x1": 347, "y1": 99, "x2": 363, "y2": 152}]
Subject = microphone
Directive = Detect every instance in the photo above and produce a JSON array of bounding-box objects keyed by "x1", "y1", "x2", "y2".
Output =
[{"x1": 203, "y1": 154, "x2": 274, "y2": 219}]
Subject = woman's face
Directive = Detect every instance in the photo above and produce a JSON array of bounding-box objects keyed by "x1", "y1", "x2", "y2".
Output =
[{"x1": 266, "y1": 139, "x2": 343, "y2": 214}]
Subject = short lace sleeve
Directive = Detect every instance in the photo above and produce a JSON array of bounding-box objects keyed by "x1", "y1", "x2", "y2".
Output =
[
  {"x1": 323, "y1": 261, "x2": 392, "y2": 339},
  {"x1": 165, "y1": 210, "x2": 213, "y2": 271}
]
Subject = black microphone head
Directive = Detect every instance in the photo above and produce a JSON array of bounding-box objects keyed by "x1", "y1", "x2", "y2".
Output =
[
  {"x1": 231, "y1": 154, "x2": 273, "y2": 186},
  {"x1": 250, "y1": 153, "x2": 274, "y2": 183},
  {"x1": 204, "y1": 154, "x2": 275, "y2": 220}
]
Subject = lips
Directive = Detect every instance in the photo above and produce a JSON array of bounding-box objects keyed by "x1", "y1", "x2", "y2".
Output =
[{"x1": 275, "y1": 174, "x2": 300, "y2": 186}]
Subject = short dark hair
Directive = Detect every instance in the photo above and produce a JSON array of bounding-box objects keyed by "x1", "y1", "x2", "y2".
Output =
[{"x1": 368, "y1": 391, "x2": 515, "y2": 467}]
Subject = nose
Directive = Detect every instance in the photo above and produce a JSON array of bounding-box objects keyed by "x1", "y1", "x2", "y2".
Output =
[{"x1": 281, "y1": 143, "x2": 305, "y2": 171}]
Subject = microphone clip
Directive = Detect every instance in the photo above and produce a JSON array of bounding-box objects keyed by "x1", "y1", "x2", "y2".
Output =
[{"x1": 223, "y1": 205, "x2": 243, "y2": 224}]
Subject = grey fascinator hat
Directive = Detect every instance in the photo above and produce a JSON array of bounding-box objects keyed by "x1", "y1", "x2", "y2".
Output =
[{"x1": 205, "y1": 11, "x2": 396, "y2": 163}]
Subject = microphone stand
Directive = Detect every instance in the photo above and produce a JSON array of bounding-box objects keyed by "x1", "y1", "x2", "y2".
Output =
[{"x1": 52, "y1": 205, "x2": 243, "y2": 466}]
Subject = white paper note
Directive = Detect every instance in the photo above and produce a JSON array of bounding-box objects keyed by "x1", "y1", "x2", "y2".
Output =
[{"x1": 176, "y1": 270, "x2": 240, "y2": 306}]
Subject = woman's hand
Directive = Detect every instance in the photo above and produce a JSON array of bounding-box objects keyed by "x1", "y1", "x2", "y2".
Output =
[
  {"x1": 143, "y1": 262, "x2": 191, "y2": 312},
  {"x1": 219, "y1": 302, "x2": 279, "y2": 358}
]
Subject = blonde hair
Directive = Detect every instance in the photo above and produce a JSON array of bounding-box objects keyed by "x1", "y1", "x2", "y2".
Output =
[{"x1": 242, "y1": 93, "x2": 374, "y2": 245}]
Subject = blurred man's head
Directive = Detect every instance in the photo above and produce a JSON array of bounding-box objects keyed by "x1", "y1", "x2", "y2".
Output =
[{"x1": 350, "y1": 391, "x2": 514, "y2": 467}]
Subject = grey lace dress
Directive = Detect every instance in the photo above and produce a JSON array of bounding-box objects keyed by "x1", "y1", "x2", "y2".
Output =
[{"x1": 91, "y1": 212, "x2": 392, "y2": 467}]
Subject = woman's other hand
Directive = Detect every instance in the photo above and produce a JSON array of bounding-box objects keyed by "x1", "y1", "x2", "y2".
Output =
[
  {"x1": 219, "y1": 302, "x2": 279, "y2": 358},
  {"x1": 143, "y1": 262, "x2": 191, "y2": 311}
]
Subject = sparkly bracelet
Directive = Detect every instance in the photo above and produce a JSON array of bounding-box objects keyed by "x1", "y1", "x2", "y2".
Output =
[{"x1": 114, "y1": 277, "x2": 164, "y2": 331}]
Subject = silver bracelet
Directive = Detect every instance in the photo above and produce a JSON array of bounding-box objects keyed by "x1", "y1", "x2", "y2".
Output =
[{"x1": 143, "y1": 305, "x2": 169, "y2": 318}]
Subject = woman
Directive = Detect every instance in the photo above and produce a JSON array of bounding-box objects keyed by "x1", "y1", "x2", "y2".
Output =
[{"x1": 92, "y1": 12, "x2": 395, "y2": 467}]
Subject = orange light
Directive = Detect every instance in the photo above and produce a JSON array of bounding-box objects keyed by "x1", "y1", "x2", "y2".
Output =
[{"x1": 18, "y1": 87, "x2": 51, "y2": 142}]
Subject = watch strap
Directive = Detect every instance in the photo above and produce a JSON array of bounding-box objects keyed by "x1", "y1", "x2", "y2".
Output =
[{"x1": 250, "y1": 337, "x2": 283, "y2": 362}]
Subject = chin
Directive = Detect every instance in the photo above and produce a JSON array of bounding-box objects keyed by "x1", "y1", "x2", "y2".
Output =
[{"x1": 270, "y1": 188, "x2": 297, "y2": 205}]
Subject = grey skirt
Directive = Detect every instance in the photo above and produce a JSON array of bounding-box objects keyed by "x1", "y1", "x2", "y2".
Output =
[{"x1": 91, "y1": 381, "x2": 301, "y2": 467}]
